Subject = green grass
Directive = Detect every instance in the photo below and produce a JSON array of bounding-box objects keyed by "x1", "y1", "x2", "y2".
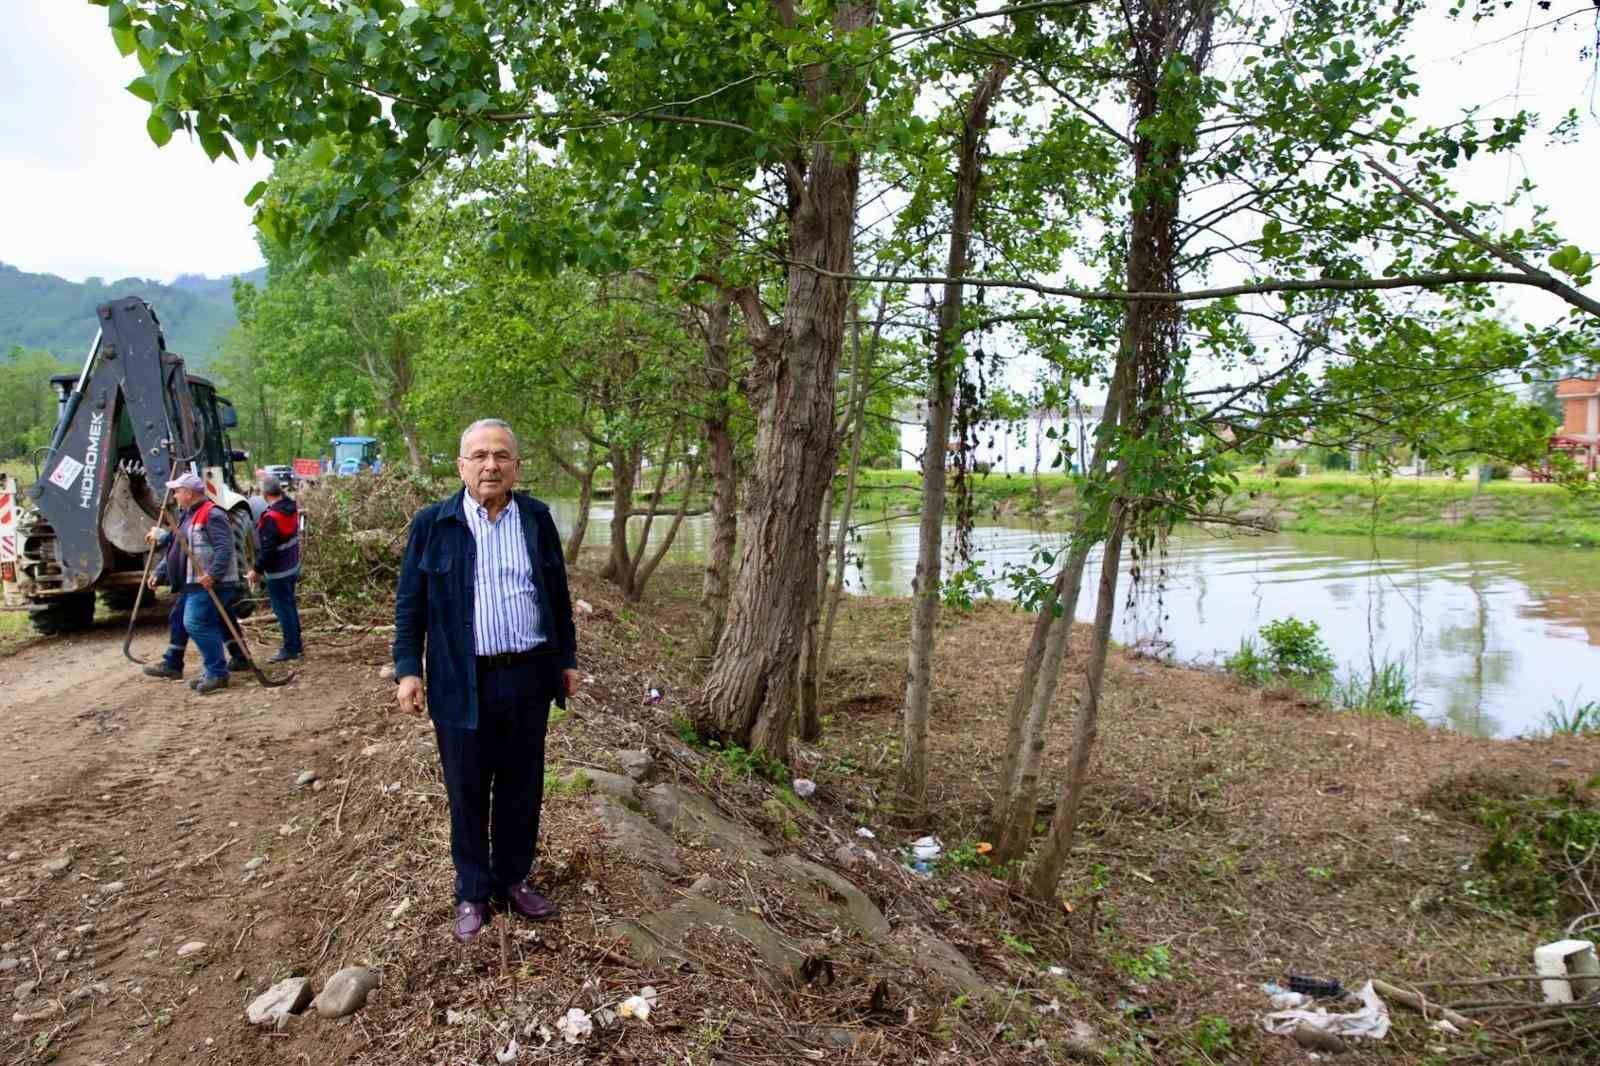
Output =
[
  {"x1": 1329, "y1": 658, "x2": 1419, "y2": 718},
  {"x1": 0, "y1": 609, "x2": 31, "y2": 654},
  {"x1": 1544, "y1": 694, "x2": 1600, "y2": 736},
  {"x1": 1231, "y1": 473, "x2": 1600, "y2": 547},
  {"x1": 845, "y1": 468, "x2": 1600, "y2": 548}
]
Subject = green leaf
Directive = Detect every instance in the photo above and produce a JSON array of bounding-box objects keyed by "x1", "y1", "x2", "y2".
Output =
[
  {"x1": 111, "y1": 26, "x2": 137, "y2": 57},
  {"x1": 426, "y1": 116, "x2": 457, "y2": 148},
  {"x1": 125, "y1": 76, "x2": 157, "y2": 104},
  {"x1": 305, "y1": 138, "x2": 335, "y2": 168},
  {"x1": 244, "y1": 180, "x2": 268, "y2": 206},
  {"x1": 106, "y1": 2, "x2": 129, "y2": 28},
  {"x1": 199, "y1": 129, "x2": 236, "y2": 162},
  {"x1": 146, "y1": 113, "x2": 172, "y2": 147}
]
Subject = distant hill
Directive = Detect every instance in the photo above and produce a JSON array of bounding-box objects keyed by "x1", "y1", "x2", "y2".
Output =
[{"x1": 0, "y1": 261, "x2": 267, "y2": 369}]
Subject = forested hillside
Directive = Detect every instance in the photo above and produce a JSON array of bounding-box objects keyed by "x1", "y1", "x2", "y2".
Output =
[{"x1": 0, "y1": 261, "x2": 264, "y2": 367}]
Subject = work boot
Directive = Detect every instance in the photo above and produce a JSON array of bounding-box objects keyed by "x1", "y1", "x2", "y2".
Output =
[
  {"x1": 194, "y1": 674, "x2": 230, "y2": 695},
  {"x1": 269, "y1": 649, "x2": 302, "y2": 663},
  {"x1": 227, "y1": 656, "x2": 251, "y2": 673},
  {"x1": 142, "y1": 662, "x2": 183, "y2": 680}
]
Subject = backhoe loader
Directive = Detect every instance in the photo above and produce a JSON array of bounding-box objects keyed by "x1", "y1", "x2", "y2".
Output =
[{"x1": 1, "y1": 297, "x2": 255, "y2": 634}]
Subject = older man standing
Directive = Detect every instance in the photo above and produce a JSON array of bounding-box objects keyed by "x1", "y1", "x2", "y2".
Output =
[{"x1": 393, "y1": 419, "x2": 580, "y2": 943}]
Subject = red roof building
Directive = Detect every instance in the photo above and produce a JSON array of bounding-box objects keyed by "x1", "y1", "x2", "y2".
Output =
[{"x1": 1552, "y1": 377, "x2": 1600, "y2": 473}]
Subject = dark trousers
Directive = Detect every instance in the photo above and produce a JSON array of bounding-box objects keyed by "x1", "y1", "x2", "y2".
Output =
[
  {"x1": 434, "y1": 657, "x2": 557, "y2": 904},
  {"x1": 264, "y1": 574, "x2": 303, "y2": 656},
  {"x1": 161, "y1": 587, "x2": 244, "y2": 672}
]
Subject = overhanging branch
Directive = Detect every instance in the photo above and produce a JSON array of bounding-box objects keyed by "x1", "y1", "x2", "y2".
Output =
[{"x1": 777, "y1": 258, "x2": 1600, "y2": 314}]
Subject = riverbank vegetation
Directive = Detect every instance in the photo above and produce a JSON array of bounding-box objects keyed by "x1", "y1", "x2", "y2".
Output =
[
  {"x1": 845, "y1": 469, "x2": 1600, "y2": 547},
  {"x1": 1225, "y1": 616, "x2": 1420, "y2": 719}
]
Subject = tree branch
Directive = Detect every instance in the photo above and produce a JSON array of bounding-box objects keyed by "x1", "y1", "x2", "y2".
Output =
[
  {"x1": 1363, "y1": 154, "x2": 1600, "y2": 318},
  {"x1": 775, "y1": 258, "x2": 1600, "y2": 314}
]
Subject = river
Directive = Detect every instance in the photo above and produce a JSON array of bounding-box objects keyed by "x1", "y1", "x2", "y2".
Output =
[{"x1": 549, "y1": 499, "x2": 1600, "y2": 739}]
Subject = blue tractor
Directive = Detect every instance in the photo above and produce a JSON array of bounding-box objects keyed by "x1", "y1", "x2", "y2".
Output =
[{"x1": 329, "y1": 436, "x2": 381, "y2": 476}]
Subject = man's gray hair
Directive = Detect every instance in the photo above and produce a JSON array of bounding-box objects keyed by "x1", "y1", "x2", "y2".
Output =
[{"x1": 459, "y1": 418, "x2": 520, "y2": 456}]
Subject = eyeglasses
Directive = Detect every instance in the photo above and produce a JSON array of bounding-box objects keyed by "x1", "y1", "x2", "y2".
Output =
[{"x1": 460, "y1": 450, "x2": 519, "y2": 465}]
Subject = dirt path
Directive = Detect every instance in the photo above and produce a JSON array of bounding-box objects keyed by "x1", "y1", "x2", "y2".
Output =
[{"x1": 0, "y1": 616, "x2": 388, "y2": 1065}]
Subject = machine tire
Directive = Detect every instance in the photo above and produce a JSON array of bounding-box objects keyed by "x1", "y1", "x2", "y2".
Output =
[
  {"x1": 229, "y1": 506, "x2": 258, "y2": 619},
  {"x1": 29, "y1": 591, "x2": 97, "y2": 635},
  {"x1": 99, "y1": 586, "x2": 143, "y2": 613}
]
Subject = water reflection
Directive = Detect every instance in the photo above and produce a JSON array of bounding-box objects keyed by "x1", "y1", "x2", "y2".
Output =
[{"x1": 546, "y1": 498, "x2": 1600, "y2": 739}]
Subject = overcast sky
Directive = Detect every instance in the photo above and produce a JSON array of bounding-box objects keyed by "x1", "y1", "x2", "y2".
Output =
[{"x1": 2, "y1": 2, "x2": 1597, "y2": 299}]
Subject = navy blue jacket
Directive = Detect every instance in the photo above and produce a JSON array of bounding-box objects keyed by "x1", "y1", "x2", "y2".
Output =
[
  {"x1": 255, "y1": 496, "x2": 301, "y2": 578},
  {"x1": 392, "y1": 490, "x2": 576, "y2": 729}
]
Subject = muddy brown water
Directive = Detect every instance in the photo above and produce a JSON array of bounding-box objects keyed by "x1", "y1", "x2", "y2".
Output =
[{"x1": 554, "y1": 500, "x2": 1600, "y2": 739}]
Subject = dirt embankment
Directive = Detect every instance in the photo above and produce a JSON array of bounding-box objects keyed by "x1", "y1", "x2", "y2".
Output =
[{"x1": 1, "y1": 566, "x2": 1596, "y2": 1065}]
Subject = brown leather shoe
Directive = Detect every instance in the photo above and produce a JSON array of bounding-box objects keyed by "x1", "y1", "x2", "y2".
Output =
[
  {"x1": 453, "y1": 900, "x2": 489, "y2": 943},
  {"x1": 504, "y1": 883, "x2": 559, "y2": 922}
]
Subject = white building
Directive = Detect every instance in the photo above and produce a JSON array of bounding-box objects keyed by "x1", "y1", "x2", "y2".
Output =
[{"x1": 898, "y1": 401, "x2": 1105, "y2": 475}]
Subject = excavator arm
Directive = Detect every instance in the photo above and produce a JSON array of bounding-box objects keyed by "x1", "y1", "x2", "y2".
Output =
[{"x1": 28, "y1": 298, "x2": 198, "y2": 593}]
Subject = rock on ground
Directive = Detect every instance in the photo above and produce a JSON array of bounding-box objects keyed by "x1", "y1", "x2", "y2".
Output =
[
  {"x1": 771, "y1": 855, "x2": 890, "y2": 939},
  {"x1": 617, "y1": 749, "x2": 656, "y2": 782},
  {"x1": 640, "y1": 783, "x2": 774, "y2": 856},
  {"x1": 588, "y1": 796, "x2": 683, "y2": 876},
  {"x1": 245, "y1": 977, "x2": 313, "y2": 1025},
  {"x1": 313, "y1": 966, "x2": 378, "y2": 1018},
  {"x1": 609, "y1": 894, "x2": 803, "y2": 977}
]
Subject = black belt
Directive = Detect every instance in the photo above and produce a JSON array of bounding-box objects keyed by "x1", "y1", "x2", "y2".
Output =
[{"x1": 475, "y1": 646, "x2": 553, "y2": 670}]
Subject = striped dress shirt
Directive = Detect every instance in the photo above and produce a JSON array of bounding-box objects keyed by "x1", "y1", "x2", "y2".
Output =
[{"x1": 461, "y1": 490, "x2": 545, "y2": 656}]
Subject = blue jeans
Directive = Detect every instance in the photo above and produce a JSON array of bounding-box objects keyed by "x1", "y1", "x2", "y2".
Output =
[
  {"x1": 264, "y1": 574, "x2": 303, "y2": 657},
  {"x1": 162, "y1": 588, "x2": 243, "y2": 672},
  {"x1": 182, "y1": 584, "x2": 234, "y2": 680}
]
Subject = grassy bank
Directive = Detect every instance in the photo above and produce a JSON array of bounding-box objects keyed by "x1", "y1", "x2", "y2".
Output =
[
  {"x1": 0, "y1": 609, "x2": 28, "y2": 655},
  {"x1": 847, "y1": 468, "x2": 1600, "y2": 547}
]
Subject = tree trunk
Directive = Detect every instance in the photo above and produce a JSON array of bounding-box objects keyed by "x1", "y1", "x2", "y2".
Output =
[
  {"x1": 991, "y1": 363, "x2": 1128, "y2": 860},
  {"x1": 700, "y1": 0, "x2": 871, "y2": 761},
  {"x1": 545, "y1": 440, "x2": 601, "y2": 564},
  {"x1": 993, "y1": 536, "x2": 1096, "y2": 861},
  {"x1": 399, "y1": 420, "x2": 424, "y2": 470},
  {"x1": 698, "y1": 295, "x2": 739, "y2": 660},
  {"x1": 898, "y1": 58, "x2": 1011, "y2": 812},
  {"x1": 819, "y1": 287, "x2": 889, "y2": 681},
  {"x1": 1021, "y1": 0, "x2": 1213, "y2": 902},
  {"x1": 1025, "y1": 503, "x2": 1129, "y2": 900},
  {"x1": 566, "y1": 451, "x2": 601, "y2": 564},
  {"x1": 798, "y1": 479, "x2": 834, "y2": 741},
  {"x1": 623, "y1": 426, "x2": 677, "y2": 597},
  {"x1": 602, "y1": 441, "x2": 639, "y2": 585},
  {"x1": 631, "y1": 458, "x2": 700, "y2": 599}
]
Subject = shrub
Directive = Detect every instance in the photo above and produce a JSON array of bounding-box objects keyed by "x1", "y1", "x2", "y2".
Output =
[
  {"x1": 1483, "y1": 462, "x2": 1512, "y2": 480},
  {"x1": 1274, "y1": 456, "x2": 1302, "y2": 478},
  {"x1": 1258, "y1": 617, "x2": 1335, "y2": 681},
  {"x1": 1322, "y1": 450, "x2": 1352, "y2": 471},
  {"x1": 1223, "y1": 637, "x2": 1271, "y2": 685},
  {"x1": 1468, "y1": 782, "x2": 1600, "y2": 919}
]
